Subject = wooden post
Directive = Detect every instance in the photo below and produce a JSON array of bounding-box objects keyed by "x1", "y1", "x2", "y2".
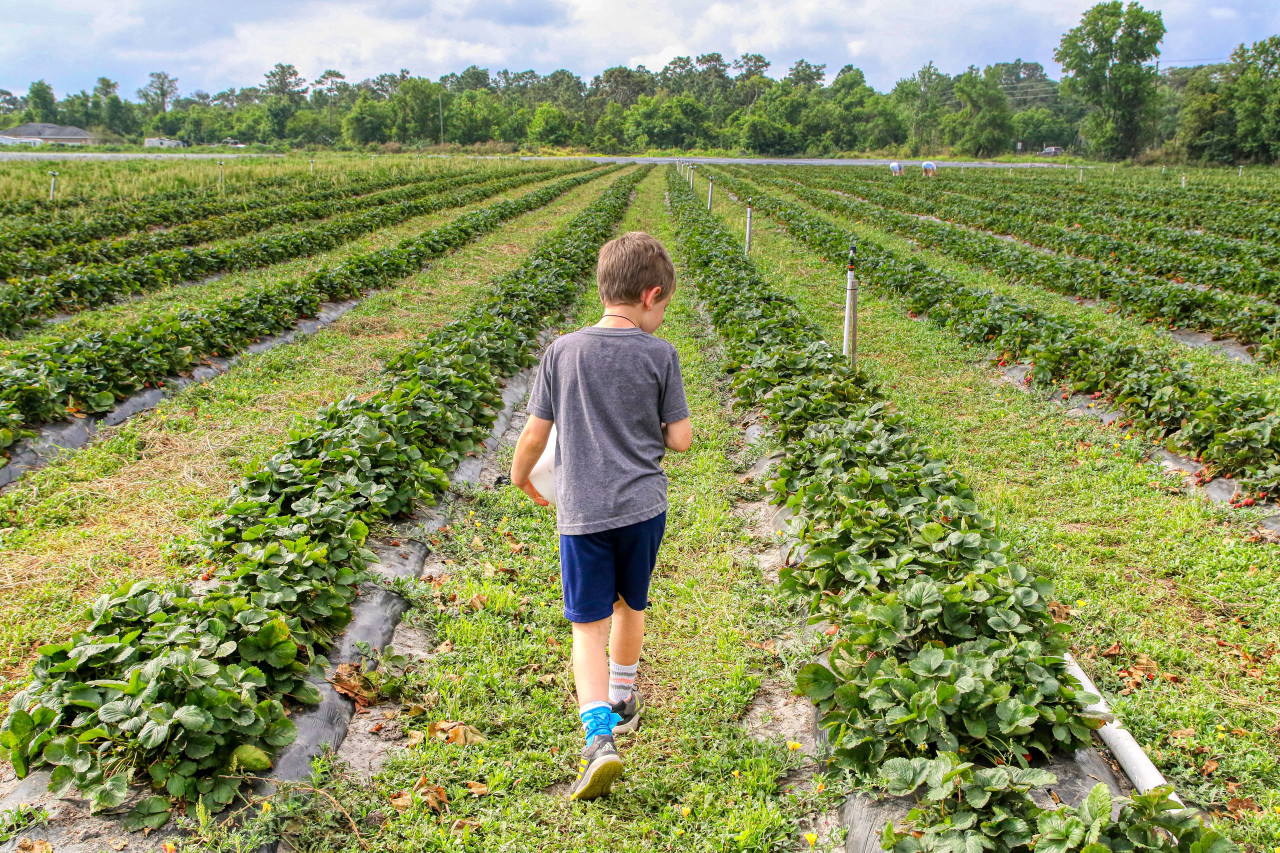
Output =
[{"x1": 844, "y1": 240, "x2": 858, "y2": 368}]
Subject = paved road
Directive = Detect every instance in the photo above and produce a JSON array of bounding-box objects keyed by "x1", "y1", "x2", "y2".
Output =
[
  {"x1": 0, "y1": 151, "x2": 279, "y2": 161},
  {"x1": 521, "y1": 155, "x2": 1075, "y2": 169}
]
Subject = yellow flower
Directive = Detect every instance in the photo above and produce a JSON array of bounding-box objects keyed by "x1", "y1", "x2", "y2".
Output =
[
  {"x1": 162, "y1": 844, "x2": 178, "y2": 853},
  {"x1": 815, "y1": 780, "x2": 825, "y2": 793},
  {"x1": 787, "y1": 741, "x2": 803, "y2": 751},
  {"x1": 1076, "y1": 599, "x2": 1085, "y2": 607},
  {"x1": 676, "y1": 828, "x2": 685, "y2": 837},
  {"x1": 262, "y1": 801, "x2": 272, "y2": 814},
  {"x1": 681, "y1": 807, "x2": 691, "y2": 818},
  {"x1": 805, "y1": 833, "x2": 817, "y2": 847},
  {"x1": 732, "y1": 769, "x2": 741, "y2": 779}
]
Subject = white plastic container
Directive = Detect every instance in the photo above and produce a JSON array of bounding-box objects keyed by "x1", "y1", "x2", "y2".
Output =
[{"x1": 528, "y1": 424, "x2": 558, "y2": 507}]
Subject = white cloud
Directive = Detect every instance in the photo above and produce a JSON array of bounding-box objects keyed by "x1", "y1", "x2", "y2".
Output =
[{"x1": 0, "y1": 0, "x2": 1273, "y2": 96}]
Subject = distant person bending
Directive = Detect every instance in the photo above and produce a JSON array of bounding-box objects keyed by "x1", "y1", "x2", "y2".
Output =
[
  {"x1": 922, "y1": 161, "x2": 937, "y2": 177},
  {"x1": 890, "y1": 161, "x2": 903, "y2": 176}
]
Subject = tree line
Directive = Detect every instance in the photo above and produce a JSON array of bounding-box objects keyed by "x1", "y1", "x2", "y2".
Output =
[{"x1": 1, "y1": 2, "x2": 1277, "y2": 164}]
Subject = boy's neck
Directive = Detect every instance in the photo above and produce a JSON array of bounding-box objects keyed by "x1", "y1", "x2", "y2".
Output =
[{"x1": 596, "y1": 305, "x2": 642, "y2": 329}]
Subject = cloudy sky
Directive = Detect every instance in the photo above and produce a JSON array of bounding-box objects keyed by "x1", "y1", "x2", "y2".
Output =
[{"x1": 1, "y1": 0, "x2": 1277, "y2": 98}]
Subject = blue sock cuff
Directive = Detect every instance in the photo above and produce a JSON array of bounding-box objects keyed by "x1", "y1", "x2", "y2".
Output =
[{"x1": 579, "y1": 702, "x2": 620, "y2": 742}]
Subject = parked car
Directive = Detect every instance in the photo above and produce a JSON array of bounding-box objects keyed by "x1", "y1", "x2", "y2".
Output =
[{"x1": 1038, "y1": 146, "x2": 1065, "y2": 157}]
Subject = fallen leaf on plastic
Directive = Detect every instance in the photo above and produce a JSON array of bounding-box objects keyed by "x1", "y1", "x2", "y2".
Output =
[
  {"x1": 466, "y1": 781, "x2": 489, "y2": 797},
  {"x1": 329, "y1": 663, "x2": 377, "y2": 709}
]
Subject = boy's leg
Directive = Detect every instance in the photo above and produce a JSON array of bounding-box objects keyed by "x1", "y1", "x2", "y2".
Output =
[
  {"x1": 570, "y1": 617, "x2": 611, "y2": 707},
  {"x1": 608, "y1": 599, "x2": 643, "y2": 705}
]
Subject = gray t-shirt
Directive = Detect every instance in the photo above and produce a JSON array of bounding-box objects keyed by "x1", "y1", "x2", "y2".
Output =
[{"x1": 527, "y1": 327, "x2": 689, "y2": 535}]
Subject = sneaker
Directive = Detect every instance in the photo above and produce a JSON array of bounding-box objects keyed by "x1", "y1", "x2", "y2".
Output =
[
  {"x1": 567, "y1": 734, "x2": 624, "y2": 801},
  {"x1": 611, "y1": 690, "x2": 644, "y2": 735}
]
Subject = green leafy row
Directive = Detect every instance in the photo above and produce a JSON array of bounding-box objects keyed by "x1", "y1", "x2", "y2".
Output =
[
  {"x1": 0, "y1": 165, "x2": 648, "y2": 832},
  {"x1": 0, "y1": 167, "x2": 427, "y2": 253},
  {"x1": 0, "y1": 164, "x2": 590, "y2": 337},
  {"x1": 738, "y1": 167, "x2": 1280, "y2": 356},
  {"x1": 784, "y1": 167, "x2": 1280, "y2": 305},
  {"x1": 664, "y1": 167, "x2": 1233, "y2": 853},
  {"x1": 0, "y1": 165, "x2": 514, "y2": 280},
  {"x1": 712, "y1": 167, "x2": 1280, "y2": 500},
  {"x1": 932, "y1": 171, "x2": 1280, "y2": 244},
  {"x1": 861, "y1": 172, "x2": 1280, "y2": 279},
  {"x1": 0, "y1": 166, "x2": 615, "y2": 463}
]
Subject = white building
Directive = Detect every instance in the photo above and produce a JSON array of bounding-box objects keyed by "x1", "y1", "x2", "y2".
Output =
[{"x1": 144, "y1": 137, "x2": 187, "y2": 148}]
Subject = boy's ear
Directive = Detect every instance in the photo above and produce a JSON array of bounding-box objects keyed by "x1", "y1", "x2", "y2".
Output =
[{"x1": 641, "y1": 285, "x2": 664, "y2": 309}]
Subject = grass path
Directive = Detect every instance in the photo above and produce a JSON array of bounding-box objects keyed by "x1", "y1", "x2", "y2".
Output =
[
  {"x1": 702, "y1": 175, "x2": 1280, "y2": 846},
  {"x1": 0, "y1": 171, "x2": 620, "y2": 697},
  {"x1": 210, "y1": 167, "x2": 838, "y2": 853}
]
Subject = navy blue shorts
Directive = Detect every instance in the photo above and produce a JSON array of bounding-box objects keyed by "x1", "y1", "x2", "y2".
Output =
[{"x1": 559, "y1": 512, "x2": 667, "y2": 623}]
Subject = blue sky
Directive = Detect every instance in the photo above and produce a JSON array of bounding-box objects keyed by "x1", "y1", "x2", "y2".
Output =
[{"x1": 1, "y1": 0, "x2": 1277, "y2": 99}]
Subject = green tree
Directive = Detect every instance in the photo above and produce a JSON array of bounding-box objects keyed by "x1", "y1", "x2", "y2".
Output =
[
  {"x1": 392, "y1": 77, "x2": 449, "y2": 143},
  {"x1": 342, "y1": 92, "x2": 393, "y2": 145},
  {"x1": 27, "y1": 80, "x2": 58, "y2": 123},
  {"x1": 952, "y1": 65, "x2": 1015, "y2": 156},
  {"x1": 785, "y1": 59, "x2": 826, "y2": 90},
  {"x1": 263, "y1": 63, "x2": 309, "y2": 104},
  {"x1": 892, "y1": 62, "x2": 952, "y2": 154},
  {"x1": 526, "y1": 102, "x2": 572, "y2": 147},
  {"x1": 1012, "y1": 107, "x2": 1073, "y2": 150},
  {"x1": 137, "y1": 71, "x2": 179, "y2": 114},
  {"x1": 1054, "y1": 1, "x2": 1166, "y2": 158},
  {"x1": 591, "y1": 101, "x2": 627, "y2": 153}
]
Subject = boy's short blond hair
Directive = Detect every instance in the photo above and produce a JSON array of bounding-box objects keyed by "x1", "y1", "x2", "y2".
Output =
[{"x1": 597, "y1": 232, "x2": 675, "y2": 306}]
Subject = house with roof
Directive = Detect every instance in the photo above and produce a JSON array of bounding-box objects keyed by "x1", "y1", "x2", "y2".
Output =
[{"x1": 0, "y1": 122, "x2": 101, "y2": 145}]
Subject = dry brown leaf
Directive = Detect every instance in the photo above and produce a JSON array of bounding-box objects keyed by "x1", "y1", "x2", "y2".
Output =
[
  {"x1": 1169, "y1": 728, "x2": 1196, "y2": 740},
  {"x1": 435, "y1": 640, "x2": 454, "y2": 654},
  {"x1": 17, "y1": 842, "x2": 54, "y2": 853},
  {"x1": 1047, "y1": 600, "x2": 1075, "y2": 622},
  {"x1": 470, "y1": 535, "x2": 486, "y2": 552},
  {"x1": 109, "y1": 839, "x2": 128, "y2": 851},
  {"x1": 1201, "y1": 759, "x2": 1219, "y2": 776},
  {"x1": 389, "y1": 790, "x2": 414, "y2": 812},
  {"x1": 406, "y1": 730, "x2": 425, "y2": 748},
  {"x1": 1227, "y1": 797, "x2": 1259, "y2": 815},
  {"x1": 746, "y1": 640, "x2": 776, "y2": 652},
  {"x1": 428, "y1": 720, "x2": 487, "y2": 745},
  {"x1": 509, "y1": 540, "x2": 526, "y2": 554},
  {"x1": 465, "y1": 594, "x2": 488, "y2": 612},
  {"x1": 466, "y1": 781, "x2": 489, "y2": 797},
  {"x1": 450, "y1": 818, "x2": 481, "y2": 835},
  {"x1": 1101, "y1": 641, "x2": 1123, "y2": 658},
  {"x1": 1131, "y1": 654, "x2": 1159, "y2": 678},
  {"x1": 329, "y1": 663, "x2": 377, "y2": 709}
]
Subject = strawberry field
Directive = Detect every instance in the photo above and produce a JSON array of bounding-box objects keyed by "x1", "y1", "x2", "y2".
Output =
[{"x1": 0, "y1": 158, "x2": 1277, "y2": 852}]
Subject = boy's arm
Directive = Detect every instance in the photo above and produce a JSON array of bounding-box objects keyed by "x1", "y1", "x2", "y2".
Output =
[
  {"x1": 662, "y1": 417, "x2": 692, "y2": 453},
  {"x1": 511, "y1": 415, "x2": 553, "y2": 506}
]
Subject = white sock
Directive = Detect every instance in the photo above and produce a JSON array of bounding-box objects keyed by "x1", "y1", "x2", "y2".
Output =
[{"x1": 608, "y1": 659, "x2": 638, "y2": 704}]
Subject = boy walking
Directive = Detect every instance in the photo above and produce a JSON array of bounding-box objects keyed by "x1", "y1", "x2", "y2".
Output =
[{"x1": 510, "y1": 231, "x2": 692, "y2": 801}]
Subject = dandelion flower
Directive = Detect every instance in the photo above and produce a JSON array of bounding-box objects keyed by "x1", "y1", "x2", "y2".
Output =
[{"x1": 805, "y1": 832, "x2": 817, "y2": 847}]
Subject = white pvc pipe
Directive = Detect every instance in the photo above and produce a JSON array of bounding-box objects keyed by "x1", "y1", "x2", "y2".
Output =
[
  {"x1": 1064, "y1": 653, "x2": 1180, "y2": 802},
  {"x1": 745, "y1": 204, "x2": 753, "y2": 254}
]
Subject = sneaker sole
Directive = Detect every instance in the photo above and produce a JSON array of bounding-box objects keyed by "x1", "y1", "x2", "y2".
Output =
[{"x1": 568, "y1": 755, "x2": 624, "y2": 801}]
